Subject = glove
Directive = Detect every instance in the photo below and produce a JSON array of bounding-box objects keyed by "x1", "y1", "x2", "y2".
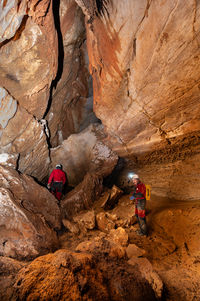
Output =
[
  {"x1": 47, "y1": 183, "x2": 50, "y2": 189},
  {"x1": 130, "y1": 196, "x2": 135, "y2": 201}
]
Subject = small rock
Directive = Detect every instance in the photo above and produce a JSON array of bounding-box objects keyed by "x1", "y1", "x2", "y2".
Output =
[
  {"x1": 62, "y1": 219, "x2": 79, "y2": 234},
  {"x1": 108, "y1": 227, "x2": 129, "y2": 247},
  {"x1": 103, "y1": 185, "x2": 123, "y2": 210},
  {"x1": 128, "y1": 257, "x2": 163, "y2": 299},
  {"x1": 96, "y1": 212, "x2": 115, "y2": 232},
  {"x1": 73, "y1": 210, "x2": 95, "y2": 231},
  {"x1": 126, "y1": 244, "x2": 146, "y2": 259}
]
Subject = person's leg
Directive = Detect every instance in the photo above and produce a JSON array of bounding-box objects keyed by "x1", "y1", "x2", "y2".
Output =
[
  {"x1": 135, "y1": 206, "x2": 139, "y2": 225},
  {"x1": 137, "y1": 199, "x2": 147, "y2": 236},
  {"x1": 55, "y1": 182, "x2": 63, "y2": 201},
  {"x1": 135, "y1": 205, "x2": 141, "y2": 233},
  {"x1": 55, "y1": 191, "x2": 62, "y2": 201}
]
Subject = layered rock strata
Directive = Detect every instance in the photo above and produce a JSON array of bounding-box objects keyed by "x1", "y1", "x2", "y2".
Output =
[
  {"x1": 76, "y1": 0, "x2": 200, "y2": 201},
  {"x1": 81, "y1": 0, "x2": 200, "y2": 156}
]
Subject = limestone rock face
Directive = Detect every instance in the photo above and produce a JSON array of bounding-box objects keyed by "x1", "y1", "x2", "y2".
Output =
[
  {"x1": 46, "y1": 0, "x2": 99, "y2": 147},
  {"x1": 0, "y1": 0, "x2": 27, "y2": 42},
  {"x1": 50, "y1": 123, "x2": 118, "y2": 186},
  {"x1": 0, "y1": 165, "x2": 61, "y2": 259},
  {"x1": 0, "y1": 0, "x2": 57, "y2": 118},
  {"x1": 0, "y1": 0, "x2": 58, "y2": 180},
  {"x1": 0, "y1": 104, "x2": 50, "y2": 180},
  {"x1": 84, "y1": 0, "x2": 200, "y2": 156},
  {"x1": 74, "y1": 0, "x2": 200, "y2": 201}
]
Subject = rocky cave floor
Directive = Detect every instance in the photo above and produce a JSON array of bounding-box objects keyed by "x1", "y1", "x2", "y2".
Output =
[
  {"x1": 59, "y1": 195, "x2": 200, "y2": 301},
  {"x1": 1, "y1": 192, "x2": 200, "y2": 301}
]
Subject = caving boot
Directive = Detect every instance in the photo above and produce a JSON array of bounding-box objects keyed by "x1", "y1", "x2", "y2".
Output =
[{"x1": 138, "y1": 217, "x2": 147, "y2": 236}]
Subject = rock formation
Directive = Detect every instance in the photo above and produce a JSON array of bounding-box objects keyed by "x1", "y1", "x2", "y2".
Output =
[
  {"x1": 50, "y1": 123, "x2": 118, "y2": 186},
  {"x1": 1, "y1": 0, "x2": 199, "y2": 201},
  {"x1": 0, "y1": 165, "x2": 61, "y2": 259},
  {"x1": 46, "y1": 0, "x2": 99, "y2": 147},
  {"x1": 79, "y1": 0, "x2": 200, "y2": 201},
  {"x1": 12, "y1": 249, "x2": 159, "y2": 301},
  {"x1": 0, "y1": 0, "x2": 200, "y2": 299},
  {"x1": 0, "y1": 0, "x2": 57, "y2": 180}
]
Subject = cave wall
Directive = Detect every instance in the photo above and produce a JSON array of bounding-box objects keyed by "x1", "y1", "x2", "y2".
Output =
[
  {"x1": 0, "y1": 0, "x2": 57, "y2": 180},
  {"x1": 81, "y1": 0, "x2": 200, "y2": 156},
  {"x1": 77, "y1": 0, "x2": 200, "y2": 200},
  {"x1": 0, "y1": 0, "x2": 200, "y2": 201},
  {"x1": 46, "y1": 0, "x2": 99, "y2": 147},
  {"x1": 0, "y1": 0, "x2": 99, "y2": 180}
]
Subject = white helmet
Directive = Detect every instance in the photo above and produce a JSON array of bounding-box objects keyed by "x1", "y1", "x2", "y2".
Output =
[
  {"x1": 56, "y1": 164, "x2": 62, "y2": 169},
  {"x1": 128, "y1": 172, "x2": 139, "y2": 179}
]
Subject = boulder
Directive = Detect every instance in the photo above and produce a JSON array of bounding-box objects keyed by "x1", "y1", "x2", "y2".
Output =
[
  {"x1": 108, "y1": 227, "x2": 129, "y2": 247},
  {"x1": 73, "y1": 210, "x2": 95, "y2": 231},
  {"x1": 61, "y1": 173, "x2": 103, "y2": 219},
  {"x1": 102, "y1": 185, "x2": 123, "y2": 210},
  {"x1": 110, "y1": 196, "x2": 136, "y2": 228},
  {"x1": 0, "y1": 165, "x2": 61, "y2": 259},
  {"x1": 96, "y1": 212, "x2": 115, "y2": 233},
  {"x1": 62, "y1": 219, "x2": 79, "y2": 234},
  {"x1": 126, "y1": 244, "x2": 146, "y2": 259},
  {"x1": 13, "y1": 248, "x2": 159, "y2": 300},
  {"x1": 128, "y1": 257, "x2": 163, "y2": 299},
  {"x1": 76, "y1": 235, "x2": 126, "y2": 260},
  {"x1": 50, "y1": 123, "x2": 118, "y2": 186},
  {"x1": 0, "y1": 256, "x2": 27, "y2": 301}
]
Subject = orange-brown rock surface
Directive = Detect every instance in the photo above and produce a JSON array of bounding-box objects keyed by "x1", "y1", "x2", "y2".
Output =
[
  {"x1": 46, "y1": 0, "x2": 99, "y2": 147},
  {"x1": 83, "y1": 0, "x2": 200, "y2": 155},
  {"x1": 76, "y1": 0, "x2": 200, "y2": 201},
  {"x1": 0, "y1": 0, "x2": 57, "y2": 180},
  {"x1": 0, "y1": 165, "x2": 61, "y2": 259},
  {"x1": 0, "y1": 1, "x2": 200, "y2": 299},
  {"x1": 61, "y1": 172, "x2": 103, "y2": 219},
  {"x1": 12, "y1": 249, "x2": 159, "y2": 301}
]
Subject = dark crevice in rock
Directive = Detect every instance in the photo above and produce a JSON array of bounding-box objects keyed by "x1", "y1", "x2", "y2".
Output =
[
  {"x1": 95, "y1": 0, "x2": 110, "y2": 17},
  {"x1": 43, "y1": 0, "x2": 64, "y2": 119},
  {"x1": 103, "y1": 157, "x2": 125, "y2": 188},
  {"x1": 52, "y1": 0, "x2": 64, "y2": 86}
]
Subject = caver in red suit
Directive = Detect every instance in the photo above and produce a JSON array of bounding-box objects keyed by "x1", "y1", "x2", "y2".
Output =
[
  {"x1": 130, "y1": 174, "x2": 147, "y2": 236},
  {"x1": 48, "y1": 164, "x2": 66, "y2": 201}
]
